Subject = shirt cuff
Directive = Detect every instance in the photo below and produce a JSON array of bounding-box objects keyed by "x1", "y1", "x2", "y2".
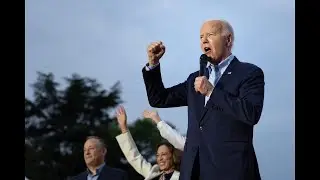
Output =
[{"x1": 145, "y1": 63, "x2": 160, "y2": 71}]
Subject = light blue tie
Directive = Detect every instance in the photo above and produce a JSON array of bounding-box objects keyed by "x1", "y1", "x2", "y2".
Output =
[
  {"x1": 213, "y1": 65, "x2": 221, "y2": 86},
  {"x1": 205, "y1": 65, "x2": 221, "y2": 105},
  {"x1": 207, "y1": 65, "x2": 221, "y2": 86}
]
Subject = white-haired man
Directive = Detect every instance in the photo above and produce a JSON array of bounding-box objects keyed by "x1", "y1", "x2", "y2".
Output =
[{"x1": 142, "y1": 20, "x2": 265, "y2": 180}]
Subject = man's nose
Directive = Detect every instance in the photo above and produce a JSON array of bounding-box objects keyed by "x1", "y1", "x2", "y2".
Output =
[
  {"x1": 201, "y1": 36, "x2": 209, "y2": 44},
  {"x1": 158, "y1": 156, "x2": 164, "y2": 161},
  {"x1": 201, "y1": 40, "x2": 208, "y2": 46}
]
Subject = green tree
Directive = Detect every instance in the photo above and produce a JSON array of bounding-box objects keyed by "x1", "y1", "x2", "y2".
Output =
[
  {"x1": 25, "y1": 72, "x2": 178, "y2": 180},
  {"x1": 25, "y1": 72, "x2": 122, "y2": 179}
]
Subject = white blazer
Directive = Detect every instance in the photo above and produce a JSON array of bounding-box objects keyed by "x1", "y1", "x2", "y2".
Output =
[{"x1": 116, "y1": 132, "x2": 180, "y2": 180}]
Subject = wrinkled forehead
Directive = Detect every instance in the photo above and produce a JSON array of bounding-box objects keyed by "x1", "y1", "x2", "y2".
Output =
[{"x1": 200, "y1": 21, "x2": 224, "y2": 35}]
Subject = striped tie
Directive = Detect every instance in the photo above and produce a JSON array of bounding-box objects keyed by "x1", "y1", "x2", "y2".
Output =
[
  {"x1": 206, "y1": 65, "x2": 212, "y2": 79},
  {"x1": 213, "y1": 65, "x2": 221, "y2": 86},
  {"x1": 204, "y1": 65, "x2": 221, "y2": 106}
]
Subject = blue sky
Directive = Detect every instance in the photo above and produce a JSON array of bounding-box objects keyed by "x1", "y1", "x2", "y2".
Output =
[{"x1": 25, "y1": 0, "x2": 294, "y2": 179}]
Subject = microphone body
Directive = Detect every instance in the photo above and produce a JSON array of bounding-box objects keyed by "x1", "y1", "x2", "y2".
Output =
[{"x1": 199, "y1": 54, "x2": 209, "y2": 76}]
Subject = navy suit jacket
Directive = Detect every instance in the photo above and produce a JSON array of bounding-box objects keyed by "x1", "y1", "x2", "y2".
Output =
[
  {"x1": 142, "y1": 57, "x2": 265, "y2": 180},
  {"x1": 71, "y1": 165, "x2": 128, "y2": 180}
]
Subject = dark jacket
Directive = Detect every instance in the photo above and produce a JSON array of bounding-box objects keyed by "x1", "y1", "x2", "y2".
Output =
[
  {"x1": 71, "y1": 165, "x2": 128, "y2": 180},
  {"x1": 142, "y1": 57, "x2": 265, "y2": 180}
]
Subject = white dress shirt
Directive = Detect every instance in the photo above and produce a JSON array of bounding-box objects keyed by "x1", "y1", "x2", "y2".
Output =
[{"x1": 205, "y1": 54, "x2": 234, "y2": 105}]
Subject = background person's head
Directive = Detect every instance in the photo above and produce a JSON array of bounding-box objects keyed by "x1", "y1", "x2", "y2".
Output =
[
  {"x1": 200, "y1": 19, "x2": 234, "y2": 64},
  {"x1": 156, "y1": 141, "x2": 182, "y2": 172},
  {"x1": 83, "y1": 136, "x2": 107, "y2": 168}
]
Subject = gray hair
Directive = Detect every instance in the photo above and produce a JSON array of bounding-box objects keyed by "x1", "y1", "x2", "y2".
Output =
[
  {"x1": 86, "y1": 136, "x2": 106, "y2": 149},
  {"x1": 220, "y1": 20, "x2": 235, "y2": 49}
]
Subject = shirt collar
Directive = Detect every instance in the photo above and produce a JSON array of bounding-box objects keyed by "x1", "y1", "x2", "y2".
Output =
[
  {"x1": 87, "y1": 162, "x2": 105, "y2": 176},
  {"x1": 206, "y1": 54, "x2": 234, "y2": 69}
]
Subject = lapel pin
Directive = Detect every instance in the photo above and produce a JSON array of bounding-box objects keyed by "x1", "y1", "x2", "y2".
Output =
[{"x1": 227, "y1": 72, "x2": 232, "y2": 75}]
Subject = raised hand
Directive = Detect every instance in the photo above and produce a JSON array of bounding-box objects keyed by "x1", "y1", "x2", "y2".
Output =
[
  {"x1": 116, "y1": 105, "x2": 128, "y2": 133},
  {"x1": 147, "y1": 41, "x2": 166, "y2": 66},
  {"x1": 143, "y1": 109, "x2": 161, "y2": 124}
]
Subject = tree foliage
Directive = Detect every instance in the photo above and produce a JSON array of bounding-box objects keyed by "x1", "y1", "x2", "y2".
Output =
[{"x1": 25, "y1": 72, "x2": 169, "y2": 180}]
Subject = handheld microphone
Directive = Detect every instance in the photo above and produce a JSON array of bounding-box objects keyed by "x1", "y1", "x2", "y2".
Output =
[{"x1": 199, "y1": 54, "x2": 209, "y2": 76}]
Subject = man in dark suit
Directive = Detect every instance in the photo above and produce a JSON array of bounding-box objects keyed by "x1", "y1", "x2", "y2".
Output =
[
  {"x1": 71, "y1": 136, "x2": 128, "y2": 180},
  {"x1": 142, "y1": 20, "x2": 265, "y2": 180}
]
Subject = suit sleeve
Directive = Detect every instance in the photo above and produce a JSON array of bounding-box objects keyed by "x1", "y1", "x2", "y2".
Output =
[
  {"x1": 208, "y1": 67, "x2": 265, "y2": 126},
  {"x1": 142, "y1": 64, "x2": 188, "y2": 108},
  {"x1": 116, "y1": 131, "x2": 153, "y2": 178}
]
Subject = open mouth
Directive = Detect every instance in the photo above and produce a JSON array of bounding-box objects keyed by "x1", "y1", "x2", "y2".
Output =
[{"x1": 204, "y1": 47, "x2": 211, "y2": 53}]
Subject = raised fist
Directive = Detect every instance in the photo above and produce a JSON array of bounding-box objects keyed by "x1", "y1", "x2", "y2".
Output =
[{"x1": 147, "y1": 41, "x2": 165, "y2": 66}]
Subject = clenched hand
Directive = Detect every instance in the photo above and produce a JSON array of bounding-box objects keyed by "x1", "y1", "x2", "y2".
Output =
[
  {"x1": 194, "y1": 76, "x2": 214, "y2": 97},
  {"x1": 147, "y1": 41, "x2": 165, "y2": 66}
]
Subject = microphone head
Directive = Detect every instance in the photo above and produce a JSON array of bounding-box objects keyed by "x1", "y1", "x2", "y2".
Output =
[{"x1": 200, "y1": 54, "x2": 209, "y2": 65}]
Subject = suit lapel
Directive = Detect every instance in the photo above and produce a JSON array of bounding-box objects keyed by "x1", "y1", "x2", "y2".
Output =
[
  {"x1": 194, "y1": 65, "x2": 209, "y2": 122},
  {"x1": 199, "y1": 57, "x2": 240, "y2": 123},
  {"x1": 80, "y1": 173, "x2": 87, "y2": 180},
  {"x1": 195, "y1": 90, "x2": 206, "y2": 122},
  {"x1": 145, "y1": 165, "x2": 161, "y2": 180},
  {"x1": 97, "y1": 166, "x2": 109, "y2": 180},
  {"x1": 170, "y1": 171, "x2": 180, "y2": 180},
  {"x1": 214, "y1": 57, "x2": 239, "y2": 91},
  {"x1": 145, "y1": 166, "x2": 179, "y2": 180}
]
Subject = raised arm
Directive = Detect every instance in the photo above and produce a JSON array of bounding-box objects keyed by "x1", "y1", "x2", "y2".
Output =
[
  {"x1": 157, "y1": 121, "x2": 186, "y2": 151},
  {"x1": 143, "y1": 110, "x2": 186, "y2": 151},
  {"x1": 116, "y1": 132, "x2": 152, "y2": 178},
  {"x1": 115, "y1": 106, "x2": 152, "y2": 178},
  {"x1": 142, "y1": 41, "x2": 188, "y2": 108},
  {"x1": 143, "y1": 65, "x2": 188, "y2": 108}
]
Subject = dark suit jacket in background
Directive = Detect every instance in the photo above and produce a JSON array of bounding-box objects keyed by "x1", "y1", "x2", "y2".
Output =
[
  {"x1": 142, "y1": 57, "x2": 265, "y2": 180},
  {"x1": 71, "y1": 165, "x2": 128, "y2": 180}
]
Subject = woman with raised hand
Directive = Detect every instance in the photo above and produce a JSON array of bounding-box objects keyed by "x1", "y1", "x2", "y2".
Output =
[{"x1": 115, "y1": 106, "x2": 180, "y2": 180}]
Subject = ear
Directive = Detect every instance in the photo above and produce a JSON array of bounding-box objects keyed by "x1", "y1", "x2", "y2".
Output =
[
  {"x1": 103, "y1": 147, "x2": 107, "y2": 156},
  {"x1": 226, "y1": 34, "x2": 232, "y2": 47}
]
